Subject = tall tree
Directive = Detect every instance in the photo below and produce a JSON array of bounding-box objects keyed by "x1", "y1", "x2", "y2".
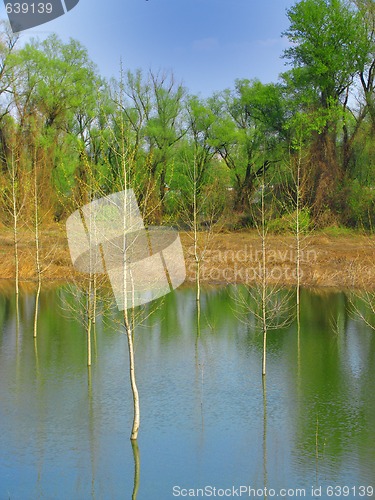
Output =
[
  {"x1": 109, "y1": 69, "x2": 186, "y2": 222},
  {"x1": 181, "y1": 95, "x2": 218, "y2": 215},
  {"x1": 12, "y1": 35, "x2": 101, "y2": 213},
  {"x1": 282, "y1": 0, "x2": 370, "y2": 215},
  {"x1": 355, "y1": 0, "x2": 375, "y2": 134},
  {"x1": 210, "y1": 79, "x2": 285, "y2": 212},
  {"x1": 144, "y1": 71, "x2": 186, "y2": 220}
]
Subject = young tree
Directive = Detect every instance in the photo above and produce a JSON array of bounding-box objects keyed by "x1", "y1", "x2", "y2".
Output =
[
  {"x1": 176, "y1": 96, "x2": 228, "y2": 302},
  {"x1": 62, "y1": 147, "x2": 112, "y2": 367},
  {"x1": 103, "y1": 73, "x2": 142, "y2": 440},
  {"x1": 0, "y1": 124, "x2": 25, "y2": 298},
  {"x1": 33, "y1": 145, "x2": 42, "y2": 339},
  {"x1": 349, "y1": 232, "x2": 375, "y2": 331},
  {"x1": 10, "y1": 149, "x2": 21, "y2": 296},
  {"x1": 235, "y1": 167, "x2": 293, "y2": 377},
  {"x1": 281, "y1": 111, "x2": 316, "y2": 350}
]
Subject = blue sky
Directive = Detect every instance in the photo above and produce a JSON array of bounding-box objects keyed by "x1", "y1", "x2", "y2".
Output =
[{"x1": 2, "y1": 0, "x2": 296, "y2": 96}]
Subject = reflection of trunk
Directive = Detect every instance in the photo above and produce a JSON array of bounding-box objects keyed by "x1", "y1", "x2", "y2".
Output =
[
  {"x1": 196, "y1": 301, "x2": 201, "y2": 340},
  {"x1": 86, "y1": 279, "x2": 93, "y2": 367},
  {"x1": 88, "y1": 367, "x2": 96, "y2": 498},
  {"x1": 315, "y1": 416, "x2": 319, "y2": 484},
  {"x1": 131, "y1": 440, "x2": 140, "y2": 499},
  {"x1": 15, "y1": 293, "x2": 20, "y2": 346},
  {"x1": 262, "y1": 376, "x2": 268, "y2": 498},
  {"x1": 194, "y1": 301, "x2": 205, "y2": 434},
  {"x1": 192, "y1": 145, "x2": 204, "y2": 429}
]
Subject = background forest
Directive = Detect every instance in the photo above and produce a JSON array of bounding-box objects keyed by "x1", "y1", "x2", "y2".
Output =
[{"x1": 0, "y1": 0, "x2": 374, "y2": 233}]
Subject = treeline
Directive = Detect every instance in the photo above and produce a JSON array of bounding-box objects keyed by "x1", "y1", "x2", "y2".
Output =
[{"x1": 0, "y1": 0, "x2": 374, "y2": 231}]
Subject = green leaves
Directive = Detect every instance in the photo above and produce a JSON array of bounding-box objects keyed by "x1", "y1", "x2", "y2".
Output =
[
  {"x1": 283, "y1": 0, "x2": 370, "y2": 103},
  {"x1": 16, "y1": 34, "x2": 100, "y2": 129}
]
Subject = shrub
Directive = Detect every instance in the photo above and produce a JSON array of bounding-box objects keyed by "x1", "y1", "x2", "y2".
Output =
[
  {"x1": 342, "y1": 180, "x2": 375, "y2": 229},
  {"x1": 267, "y1": 208, "x2": 310, "y2": 234}
]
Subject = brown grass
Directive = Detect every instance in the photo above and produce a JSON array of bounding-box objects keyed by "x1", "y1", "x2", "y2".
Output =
[
  {"x1": 0, "y1": 225, "x2": 374, "y2": 289},
  {"x1": 180, "y1": 231, "x2": 375, "y2": 289}
]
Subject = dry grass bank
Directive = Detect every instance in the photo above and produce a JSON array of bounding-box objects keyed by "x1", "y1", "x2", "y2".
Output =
[
  {"x1": 0, "y1": 225, "x2": 374, "y2": 289},
  {"x1": 181, "y1": 231, "x2": 375, "y2": 289}
]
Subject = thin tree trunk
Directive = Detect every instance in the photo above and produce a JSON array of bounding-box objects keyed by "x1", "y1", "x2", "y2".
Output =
[
  {"x1": 34, "y1": 149, "x2": 42, "y2": 339},
  {"x1": 86, "y1": 277, "x2": 94, "y2": 367},
  {"x1": 115, "y1": 67, "x2": 141, "y2": 440},
  {"x1": 121, "y1": 107, "x2": 140, "y2": 439},
  {"x1": 261, "y1": 181, "x2": 267, "y2": 377},
  {"x1": 87, "y1": 319, "x2": 92, "y2": 367},
  {"x1": 123, "y1": 248, "x2": 140, "y2": 440},
  {"x1": 34, "y1": 280, "x2": 41, "y2": 339},
  {"x1": 92, "y1": 275, "x2": 97, "y2": 324},
  {"x1": 124, "y1": 310, "x2": 140, "y2": 440},
  {"x1": 86, "y1": 170, "x2": 96, "y2": 367},
  {"x1": 11, "y1": 152, "x2": 19, "y2": 296},
  {"x1": 11, "y1": 151, "x2": 21, "y2": 343},
  {"x1": 193, "y1": 155, "x2": 201, "y2": 303},
  {"x1": 123, "y1": 228, "x2": 139, "y2": 440},
  {"x1": 295, "y1": 144, "x2": 302, "y2": 369}
]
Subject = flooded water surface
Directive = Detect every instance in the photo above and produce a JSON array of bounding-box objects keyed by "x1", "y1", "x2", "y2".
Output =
[{"x1": 0, "y1": 285, "x2": 374, "y2": 499}]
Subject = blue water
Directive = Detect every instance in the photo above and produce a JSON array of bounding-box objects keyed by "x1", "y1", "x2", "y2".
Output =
[{"x1": 0, "y1": 285, "x2": 374, "y2": 499}]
